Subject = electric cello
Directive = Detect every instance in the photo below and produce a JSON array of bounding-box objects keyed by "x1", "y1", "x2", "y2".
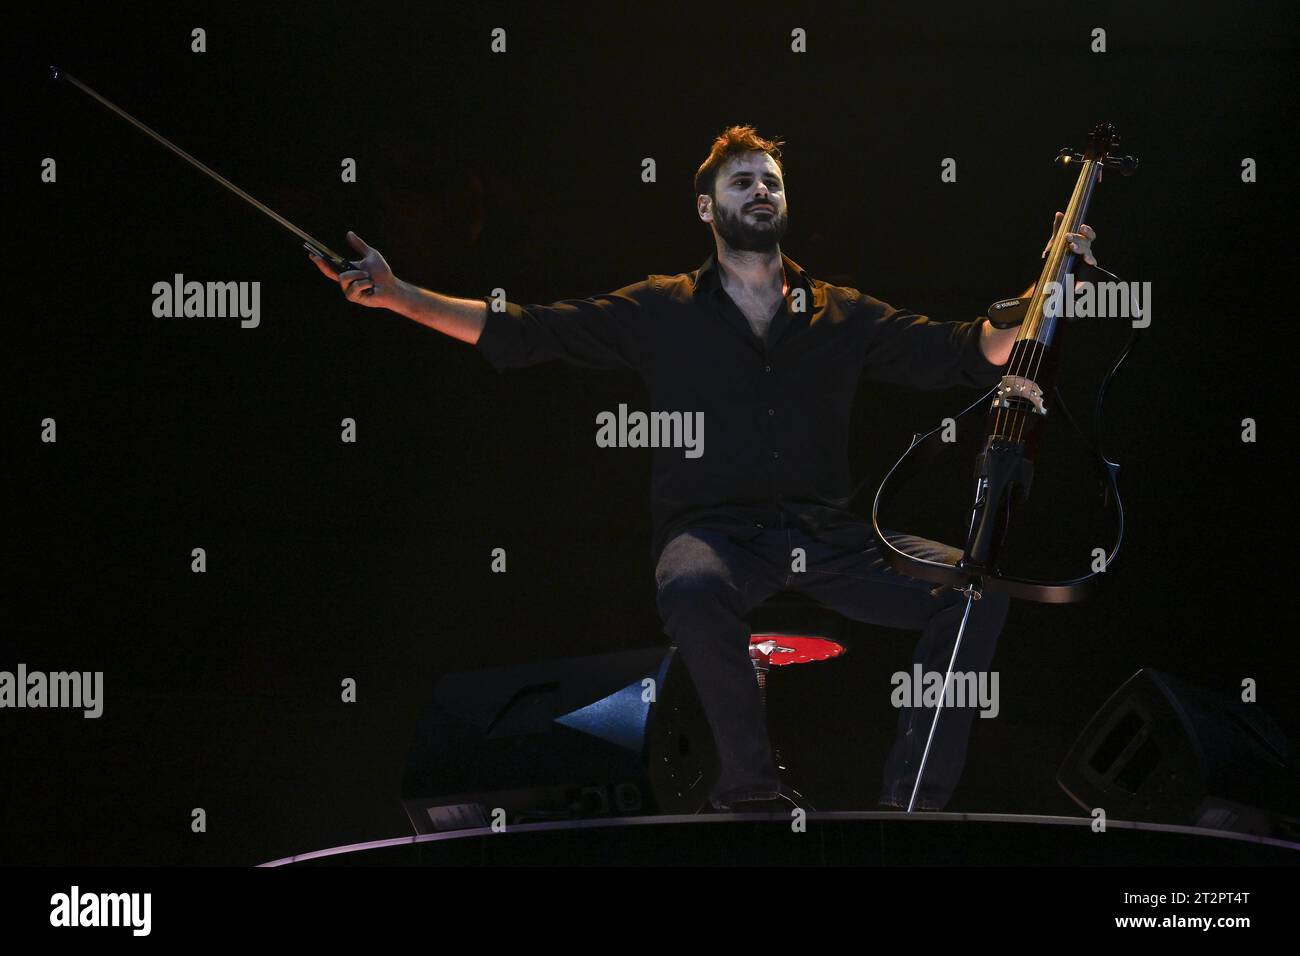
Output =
[
  {"x1": 872, "y1": 123, "x2": 1140, "y2": 603},
  {"x1": 868, "y1": 124, "x2": 1140, "y2": 809}
]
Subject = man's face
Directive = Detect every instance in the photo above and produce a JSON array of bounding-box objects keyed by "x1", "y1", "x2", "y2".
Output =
[{"x1": 701, "y1": 151, "x2": 789, "y2": 252}]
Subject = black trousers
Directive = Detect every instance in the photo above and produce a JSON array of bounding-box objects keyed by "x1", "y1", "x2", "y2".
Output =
[{"x1": 654, "y1": 521, "x2": 1010, "y2": 808}]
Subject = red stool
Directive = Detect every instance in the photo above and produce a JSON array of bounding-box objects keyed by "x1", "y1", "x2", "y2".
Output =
[{"x1": 745, "y1": 593, "x2": 850, "y2": 809}]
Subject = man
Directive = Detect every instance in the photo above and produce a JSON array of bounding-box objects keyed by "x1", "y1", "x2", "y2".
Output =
[{"x1": 310, "y1": 125, "x2": 1099, "y2": 812}]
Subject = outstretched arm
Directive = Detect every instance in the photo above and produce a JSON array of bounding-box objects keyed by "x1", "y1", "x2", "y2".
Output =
[
  {"x1": 309, "y1": 231, "x2": 487, "y2": 345},
  {"x1": 311, "y1": 231, "x2": 646, "y2": 371}
]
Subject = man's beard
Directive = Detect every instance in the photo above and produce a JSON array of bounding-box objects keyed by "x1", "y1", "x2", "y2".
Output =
[{"x1": 713, "y1": 199, "x2": 789, "y2": 252}]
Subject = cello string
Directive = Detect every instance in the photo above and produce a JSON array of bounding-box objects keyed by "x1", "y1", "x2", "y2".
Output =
[
  {"x1": 990, "y1": 160, "x2": 1084, "y2": 439},
  {"x1": 1004, "y1": 157, "x2": 1094, "y2": 445},
  {"x1": 1012, "y1": 159, "x2": 1100, "y2": 446}
]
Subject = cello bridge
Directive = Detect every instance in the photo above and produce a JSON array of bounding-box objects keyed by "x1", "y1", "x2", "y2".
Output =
[{"x1": 991, "y1": 375, "x2": 1047, "y2": 415}]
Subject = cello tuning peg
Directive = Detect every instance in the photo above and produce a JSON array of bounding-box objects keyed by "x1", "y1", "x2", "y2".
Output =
[{"x1": 1104, "y1": 155, "x2": 1140, "y2": 176}]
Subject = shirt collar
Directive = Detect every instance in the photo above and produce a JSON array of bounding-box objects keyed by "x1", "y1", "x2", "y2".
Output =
[{"x1": 691, "y1": 250, "x2": 814, "y2": 301}]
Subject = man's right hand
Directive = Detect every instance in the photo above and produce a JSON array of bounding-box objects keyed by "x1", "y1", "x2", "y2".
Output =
[
  {"x1": 310, "y1": 231, "x2": 487, "y2": 345},
  {"x1": 309, "y1": 230, "x2": 405, "y2": 311}
]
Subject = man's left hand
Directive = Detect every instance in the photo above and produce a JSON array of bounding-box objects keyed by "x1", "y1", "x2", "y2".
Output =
[{"x1": 1043, "y1": 211, "x2": 1097, "y2": 267}]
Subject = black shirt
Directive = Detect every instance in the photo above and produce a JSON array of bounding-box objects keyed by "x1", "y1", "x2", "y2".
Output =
[{"x1": 475, "y1": 250, "x2": 1005, "y2": 564}]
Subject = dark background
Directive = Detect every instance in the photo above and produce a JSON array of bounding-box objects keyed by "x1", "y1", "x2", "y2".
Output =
[{"x1": 4, "y1": 1, "x2": 1297, "y2": 865}]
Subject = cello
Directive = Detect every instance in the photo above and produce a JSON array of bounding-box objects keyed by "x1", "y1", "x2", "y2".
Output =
[{"x1": 868, "y1": 123, "x2": 1140, "y2": 808}]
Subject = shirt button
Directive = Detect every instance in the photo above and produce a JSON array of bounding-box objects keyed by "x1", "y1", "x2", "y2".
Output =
[
  {"x1": 756, "y1": 522, "x2": 765, "y2": 529},
  {"x1": 763, "y1": 365, "x2": 772, "y2": 373},
  {"x1": 772, "y1": 451, "x2": 780, "y2": 459},
  {"x1": 767, "y1": 408, "x2": 775, "y2": 416}
]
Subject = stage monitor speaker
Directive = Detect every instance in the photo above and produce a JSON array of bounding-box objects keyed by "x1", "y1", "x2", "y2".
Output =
[
  {"x1": 400, "y1": 645, "x2": 718, "y2": 832},
  {"x1": 1057, "y1": 668, "x2": 1300, "y2": 838}
]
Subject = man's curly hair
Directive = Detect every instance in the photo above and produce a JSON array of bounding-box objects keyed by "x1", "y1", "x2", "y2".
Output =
[{"x1": 693, "y1": 125, "x2": 786, "y2": 201}]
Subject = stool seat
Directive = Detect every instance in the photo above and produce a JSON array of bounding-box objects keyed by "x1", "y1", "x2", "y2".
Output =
[{"x1": 749, "y1": 633, "x2": 846, "y2": 666}]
